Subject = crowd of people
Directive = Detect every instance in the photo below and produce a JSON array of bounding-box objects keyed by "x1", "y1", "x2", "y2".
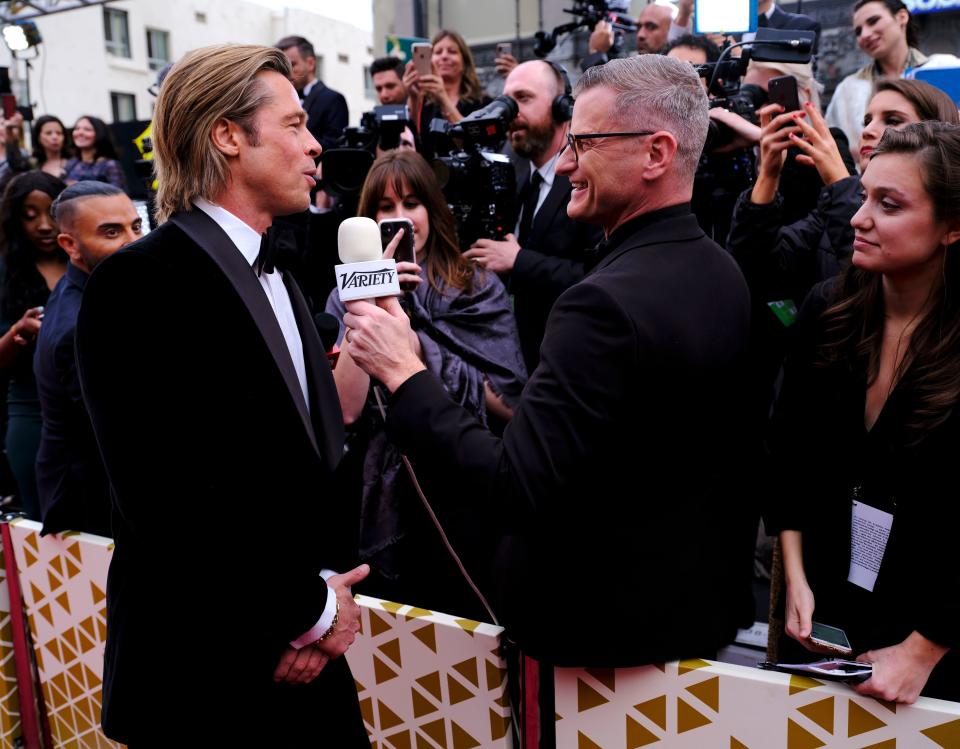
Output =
[{"x1": 0, "y1": 0, "x2": 957, "y2": 743}]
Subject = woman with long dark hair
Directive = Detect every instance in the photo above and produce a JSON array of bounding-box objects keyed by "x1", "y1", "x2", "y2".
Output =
[
  {"x1": 31, "y1": 115, "x2": 72, "y2": 179},
  {"x1": 825, "y1": 0, "x2": 953, "y2": 163},
  {"x1": 0, "y1": 171, "x2": 67, "y2": 517},
  {"x1": 326, "y1": 150, "x2": 525, "y2": 615},
  {"x1": 768, "y1": 122, "x2": 960, "y2": 703},
  {"x1": 63, "y1": 115, "x2": 126, "y2": 191}
]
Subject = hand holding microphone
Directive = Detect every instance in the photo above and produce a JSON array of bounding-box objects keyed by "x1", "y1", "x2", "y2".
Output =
[{"x1": 336, "y1": 217, "x2": 402, "y2": 303}]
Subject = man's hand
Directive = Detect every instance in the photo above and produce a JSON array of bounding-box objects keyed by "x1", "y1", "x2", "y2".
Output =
[
  {"x1": 273, "y1": 644, "x2": 329, "y2": 684},
  {"x1": 315, "y1": 564, "x2": 370, "y2": 660},
  {"x1": 464, "y1": 234, "x2": 521, "y2": 273},
  {"x1": 495, "y1": 53, "x2": 519, "y2": 78},
  {"x1": 589, "y1": 20, "x2": 614, "y2": 54},
  {"x1": 677, "y1": 0, "x2": 694, "y2": 26},
  {"x1": 343, "y1": 296, "x2": 426, "y2": 391},
  {"x1": 854, "y1": 632, "x2": 950, "y2": 704}
]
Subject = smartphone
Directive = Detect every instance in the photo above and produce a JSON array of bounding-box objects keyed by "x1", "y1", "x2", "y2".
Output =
[
  {"x1": 496, "y1": 42, "x2": 512, "y2": 58},
  {"x1": 809, "y1": 621, "x2": 853, "y2": 656},
  {"x1": 768, "y1": 75, "x2": 801, "y2": 113},
  {"x1": 380, "y1": 218, "x2": 416, "y2": 291},
  {"x1": 1, "y1": 94, "x2": 16, "y2": 120},
  {"x1": 412, "y1": 43, "x2": 433, "y2": 77}
]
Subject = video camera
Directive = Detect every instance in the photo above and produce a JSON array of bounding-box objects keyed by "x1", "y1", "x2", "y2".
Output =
[
  {"x1": 428, "y1": 96, "x2": 519, "y2": 248},
  {"x1": 320, "y1": 104, "x2": 414, "y2": 202},
  {"x1": 694, "y1": 27, "x2": 817, "y2": 149},
  {"x1": 534, "y1": 0, "x2": 637, "y2": 58}
]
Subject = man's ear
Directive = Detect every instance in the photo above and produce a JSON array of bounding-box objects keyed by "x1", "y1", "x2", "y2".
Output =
[
  {"x1": 57, "y1": 232, "x2": 86, "y2": 269},
  {"x1": 642, "y1": 131, "x2": 679, "y2": 181},
  {"x1": 210, "y1": 117, "x2": 242, "y2": 157}
]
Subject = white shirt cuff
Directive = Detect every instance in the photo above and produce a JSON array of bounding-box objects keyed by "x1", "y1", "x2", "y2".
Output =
[{"x1": 289, "y1": 569, "x2": 338, "y2": 649}]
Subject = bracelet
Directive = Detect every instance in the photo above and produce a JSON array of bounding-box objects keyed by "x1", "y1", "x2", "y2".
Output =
[{"x1": 317, "y1": 599, "x2": 340, "y2": 642}]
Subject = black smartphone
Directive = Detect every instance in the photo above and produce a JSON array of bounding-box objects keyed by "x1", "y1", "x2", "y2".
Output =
[
  {"x1": 1, "y1": 94, "x2": 16, "y2": 120},
  {"x1": 380, "y1": 218, "x2": 416, "y2": 291},
  {"x1": 768, "y1": 75, "x2": 801, "y2": 113},
  {"x1": 809, "y1": 621, "x2": 853, "y2": 656}
]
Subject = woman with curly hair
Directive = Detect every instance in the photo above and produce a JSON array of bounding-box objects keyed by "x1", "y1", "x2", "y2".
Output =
[{"x1": 0, "y1": 171, "x2": 67, "y2": 517}]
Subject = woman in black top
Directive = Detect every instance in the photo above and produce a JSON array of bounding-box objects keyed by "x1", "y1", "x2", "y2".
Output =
[
  {"x1": 0, "y1": 171, "x2": 67, "y2": 518},
  {"x1": 404, "y1": 29, "x2": 491, "y2": 138},
  {"x1": 769, "y1": 122, "x2": 960, "y2": 703}
]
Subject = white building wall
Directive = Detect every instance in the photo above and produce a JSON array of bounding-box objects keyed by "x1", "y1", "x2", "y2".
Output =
[{"x1": 0, "y1": 0, "x2": 375, "y2": 132}]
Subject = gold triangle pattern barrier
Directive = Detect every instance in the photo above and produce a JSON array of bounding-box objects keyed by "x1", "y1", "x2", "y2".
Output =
[
  {"x1": 0, "y1": 536, "x2": 20, "y2": 747},
  {"x1": 555, "y1": 659, "x2": 960, "y2": 749},
  {"x1": 8, "y1": 520, "x2": 120, "y2": 749},
  {"x1": 345, "y1": 595, "x2": 513, "y2": 749}
]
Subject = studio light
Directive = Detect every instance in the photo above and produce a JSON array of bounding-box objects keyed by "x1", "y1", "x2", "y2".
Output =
[{"x1": 2, "y1": 22, "x2": 42, "y2": 54}]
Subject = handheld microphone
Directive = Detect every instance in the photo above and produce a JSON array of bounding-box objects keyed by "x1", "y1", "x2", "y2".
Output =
[{"x1": 335, "y1": 216, "x2": 401, "y2": 303}]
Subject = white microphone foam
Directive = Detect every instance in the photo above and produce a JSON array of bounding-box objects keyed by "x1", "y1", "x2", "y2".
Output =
[{"x1": 338, "y1": 216, "x2": 383, "y2": 263}]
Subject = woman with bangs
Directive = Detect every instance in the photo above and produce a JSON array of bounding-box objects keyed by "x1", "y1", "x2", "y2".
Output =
[
  {"x1": 767, "y1": 122, "x2": 960, "y2": 703},
  {"x1": 326, "y1": 150, "x2": 525, "y2": 616}
]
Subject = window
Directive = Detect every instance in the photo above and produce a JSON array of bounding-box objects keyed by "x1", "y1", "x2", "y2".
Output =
[
  {"x1": 338, "y1": 53, "x2": 349, "y2": 64},
  {"x1": 363, "y1": 66, "x2": 374, "y2": 99},
  {"x1": 103, "y1": 7, "x2": 131, "y2": 58},
  {"x1": 146, "y1": 28, "x2": 170, "y2": 71},
  {"x1": 111, "y1": 92, "x2": 137, "y2": 122},
  {"x1": 316, "y1": 56, "x2": 324, "y2": 82},
  {"x1": 194, "y1": 11, "x2": 207, "y2": 23}
]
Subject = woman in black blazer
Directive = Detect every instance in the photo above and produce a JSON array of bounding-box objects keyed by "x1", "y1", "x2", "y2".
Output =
[{"x1": 768, "y1": 121, "x2": 960, "y2": 703}]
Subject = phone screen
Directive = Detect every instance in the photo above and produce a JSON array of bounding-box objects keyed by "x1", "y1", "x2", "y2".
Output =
[
  {"x1": 810, "y1": 622, "x2": 852, "y2": 651},
  {"x1": 380, "y1": 219, "x2": 416, "y2": 291},
  {"x1": 695, "y1": 0, "x2": 757, "y2": 34}
]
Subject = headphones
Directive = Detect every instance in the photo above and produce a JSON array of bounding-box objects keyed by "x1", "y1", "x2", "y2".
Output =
[{"x1": 545, "y1": 60, "x2": 574, "y2": 123}]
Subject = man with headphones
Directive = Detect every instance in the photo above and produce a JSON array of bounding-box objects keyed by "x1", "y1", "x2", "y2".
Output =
[{"x1": 465, "y1": 60, "x2": 602, "y2": 372}]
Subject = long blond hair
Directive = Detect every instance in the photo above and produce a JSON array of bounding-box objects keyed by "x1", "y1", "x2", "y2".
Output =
[{"x1": 152, "y1": 44, "x2": 290, "y2": 223}]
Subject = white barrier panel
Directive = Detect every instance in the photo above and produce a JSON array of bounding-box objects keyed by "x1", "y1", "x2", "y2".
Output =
[
  {"x1": 555, "y1": 658, "x2": 960, "y2": 748},
  {"x1": 8, "y1": 520, "x2": 119, "y2": 749},
  {"x1": 0, "y1": 533, "x2": 20, "y2": 747},
  {"x1": 347, "y1": 595, "x2": 513, "y2": 749}
]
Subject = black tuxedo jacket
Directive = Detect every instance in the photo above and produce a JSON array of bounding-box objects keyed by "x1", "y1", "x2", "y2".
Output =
[
  {"x1": 76, "y1": 209, "x2": 365, "y2": 745},
  {"x1": 511, "y1": 172, "x2": 603, "y2": 372},
  {"x1": 303, "y1": 80, "x2": 349, "y2": 153},
  {"x1": 386, "y1": 206, "x2": 756, "y2": 666}
]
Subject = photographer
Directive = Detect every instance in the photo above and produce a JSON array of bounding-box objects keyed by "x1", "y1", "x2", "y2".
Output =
[
  {"x1": 582, "y1": 3, "x2": 674, "y2": 70},
  {"x1": 371, "y1": 57, "x2": 407, "y2": 106},
  {"x1": 464, "y1": 61, "x2": 602, "y2": 372}
]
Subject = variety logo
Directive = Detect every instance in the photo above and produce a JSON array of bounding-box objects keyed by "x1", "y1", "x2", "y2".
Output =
[{"x1": 339, "y1": 267, "x2": 397, "y2": 290}]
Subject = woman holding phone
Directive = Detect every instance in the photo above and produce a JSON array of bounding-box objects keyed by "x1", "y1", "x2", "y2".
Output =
[
  {"x1": 325, "y1": 150, "x2": 525, "y2": 615},
  {"x1": 767, "y1": 121, "x2": 960, "y2": 703},
  {"x1": 404, "y1": 29, "x2": 491, "y2": 136}
]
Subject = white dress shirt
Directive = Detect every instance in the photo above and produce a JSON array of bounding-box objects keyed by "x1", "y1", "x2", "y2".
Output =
[{"x1": 192, "y1": 198, "x2": 338, "y2": 647}]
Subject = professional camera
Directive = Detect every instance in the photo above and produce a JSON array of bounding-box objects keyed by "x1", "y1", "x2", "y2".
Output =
[
  {"x1": 429, "y1": 96, "x2": 519, "y2": 248},
  {"x1": 534, "y1": 0, "x2": 637, "y2": 58},
  {"x1": 320, "y1": 104, "x2": 414, "y2": 202}
]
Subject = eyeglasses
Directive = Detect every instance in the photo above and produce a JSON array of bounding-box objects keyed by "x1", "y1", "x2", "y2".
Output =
[{"x1": 560, "y1": 131, "x2": 656, "y2": 164}]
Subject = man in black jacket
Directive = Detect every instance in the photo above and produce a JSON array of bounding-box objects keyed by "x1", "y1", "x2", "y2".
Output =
[
  {"x1": 76, "y1": 44, "x2": 369, "y2": 746},
  {"x1": 343, "y1": 55, "x2": 755, "y2": 667},
  {"x1": 465, "y1": 60, "x2": 602, "y2": 372},
  {"x1": 34, "y1": 182, "x2": 142, "y2": 538},
  {"x1": 277, "y1": 35, "x2": 349, "y2": 152}
]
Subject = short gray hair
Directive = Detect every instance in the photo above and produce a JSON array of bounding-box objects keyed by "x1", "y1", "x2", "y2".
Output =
[{"x1": 574, "y1": 54, "x2": 708, "y2": 182}]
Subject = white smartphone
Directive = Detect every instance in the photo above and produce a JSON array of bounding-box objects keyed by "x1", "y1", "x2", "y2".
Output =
[
  {"x1": 809, "y1": 621, "x2": 853, "y2": 656},
  {"x1": 412, "y1": 43, "x2": 433, "y2": 76}
]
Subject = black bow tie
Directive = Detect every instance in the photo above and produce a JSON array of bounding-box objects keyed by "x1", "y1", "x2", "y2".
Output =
[{"x1": 255, "y1": 223, "x2": 297, "y2": 276}]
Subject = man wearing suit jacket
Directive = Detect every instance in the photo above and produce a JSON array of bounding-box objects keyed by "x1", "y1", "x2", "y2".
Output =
[
  {"x1": 277, "y1": 35, "x2": 349, "y2": 153},
  {"x1": 76, "y1": 44, "x2": 369, "y2": 746},
  {"x1": 344, "y1": 55, "x2": 756, "y2": 667},
  {"x1": 670, "y1": 0, "x2": 820, "y2": 53},
  {"x1": 35, "y1": 182, "x2": 142, "y2": 538},
  {"x1": 466, "y1": 61, "x2": 602, "y2": 372}
]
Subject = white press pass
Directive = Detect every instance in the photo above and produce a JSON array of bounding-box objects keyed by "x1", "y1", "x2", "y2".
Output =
[
  {"x1": 335, "y1": 259, "x2": 400, "y2": 302},
  {"x1": 847, "y1": 500, "x2": 893, "y2": 592}
]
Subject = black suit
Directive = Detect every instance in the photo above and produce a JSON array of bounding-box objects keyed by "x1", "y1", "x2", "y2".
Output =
[
  {"x1": 76, "y1": 209, "x2": 367, "y2": 746},
  {"x1": 385, "y1": 205, "x2": 756, "y2": 666},
  {"x1": 303, "y1": 79, "x2": 349, "y2": 153},
  {"x1": 511, "y1": 172, "x2": 603, "y2": 372}
]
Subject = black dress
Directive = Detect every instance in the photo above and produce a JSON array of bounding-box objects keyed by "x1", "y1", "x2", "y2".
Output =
[{"x1": 766, "y1": 280, "x2": 960, "y2": 701}]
